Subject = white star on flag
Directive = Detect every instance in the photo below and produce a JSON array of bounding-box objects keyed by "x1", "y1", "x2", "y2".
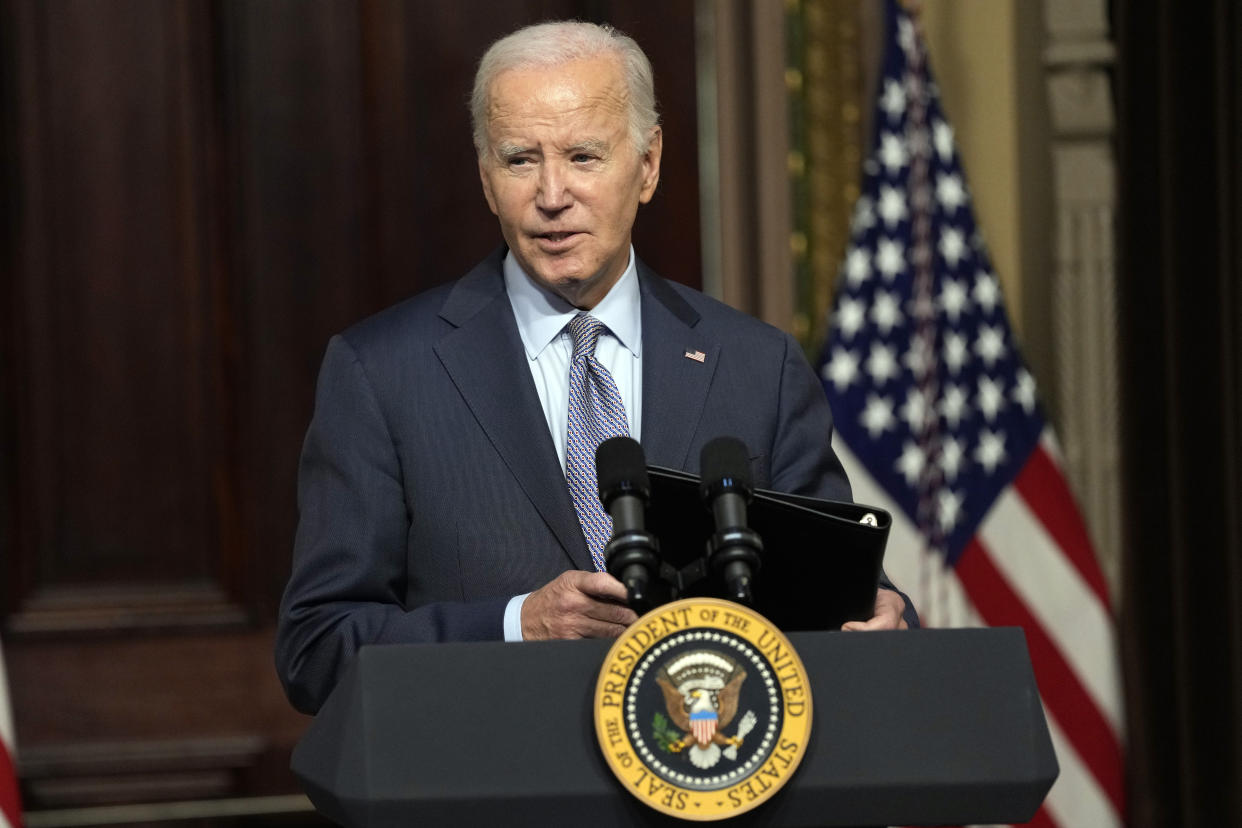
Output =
[
  {"x1": 860, "y1": 394, "x2": 896, "y2": 438},
  {"x1": 939, "y1": 226, "x2": 967, "y2": 268},
  {"x1": 845, "y1": 247, "x2": 872, "y2": 287},
  {"x1": 938, "y1": 277, "x2": 970, "y2": 322},
  {"x1": 973, "y1": 270, "x2": 1000, "y2": 313},
  {"x1": 866, "y1": 342, "x2": 901, "y2": 385},
  {"x1": 975, "y1": 324, "x2": 1007, "y2": 366},
  {"x1": 850, "y1": 196, "x2": 876, "y2": 234},
  {"x1": 900, "y1": 386, "x2": 930, "y2": 431},
  {"x1": 881, "y1": 78, "x2": 906, "y2": 120},
  {"x1": 896, "y1": 440, "x2": 925, "y2": 485},
  {"x1": 977, "y1": 375, "x2": 1007, "y2": 421},
  {"x1": 876, "y1": 238, "x2": 906, "y2": 280},
  {"x1": 1013, "y1": 368, "x2": 1038, "y2": 413},
  {"x1": 943, "y1": 331, "x2": 969, "y2": 374},
  {"x1": 835, "y1": 297, "x2": 867, "y2": 339},
  {"x1": 936, "y1": 172, "x2": 968, "y2": 212},
  {"x1": 975, "y1": 429, "x2": 1008, "y2": 473},
  {"x1": 870, "y1": 290, "x2": 905, "y2": 334},
  {"x1": 940, "y1": 382, "x2": 970, "y2": 427},
  {"x1": 877, "y1": 185, "x2": 910, "y2": 227},
  {"x1": 933, "y1": 118, "x2": 954, "y2": 161},
  {"x1": 937, "y1": 487, "x2": 964, "y2": 531},
  {"x1": 940, "y1": 435, "x2": 966, "y2": 481},
  {"x1": 879, "y1": 131, "x2": 909, "y2": 174},
  {"x1": 822, "y1": 347, "x2": 860, "y2": 391}
]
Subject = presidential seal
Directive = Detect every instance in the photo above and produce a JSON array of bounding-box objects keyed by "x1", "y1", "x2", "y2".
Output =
[{"x1": 593, "y1": 598, "x2": 812, "y2": 820}]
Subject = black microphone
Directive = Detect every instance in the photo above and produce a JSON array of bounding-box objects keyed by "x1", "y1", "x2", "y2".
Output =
[
  {"x1": 596, "y1": 437, "x2": 661, "y2": 611},
  {"x1": 699, "y1": 436, "x2": 763, "y2": 605}
]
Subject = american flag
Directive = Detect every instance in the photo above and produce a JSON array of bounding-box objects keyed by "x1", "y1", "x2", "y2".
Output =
[
  {"x1": 817, "y1": 3, "x2": 1124, "y2": 826},
  {"x1": 0, "y1": 637, "x2": 21, "y2": 828}
]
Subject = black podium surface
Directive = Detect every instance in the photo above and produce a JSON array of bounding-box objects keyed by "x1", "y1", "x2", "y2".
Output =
[{"x1": 293, "y1": 628, "x2": 1055, "y2": 827}]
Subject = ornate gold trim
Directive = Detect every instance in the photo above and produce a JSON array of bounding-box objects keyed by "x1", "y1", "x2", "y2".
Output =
[{"x1": 787, "y1": 0, "x2": 865, "y2": 354}]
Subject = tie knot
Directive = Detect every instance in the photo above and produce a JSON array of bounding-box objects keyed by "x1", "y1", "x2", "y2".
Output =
[{"x1": 569, "y1": 313, "x2": 605, "y2": 359}]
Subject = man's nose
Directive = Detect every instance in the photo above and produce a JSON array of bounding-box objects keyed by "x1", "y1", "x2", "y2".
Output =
[{"x1": 535, "y1": 163, "x2": 572, "y2": 212}]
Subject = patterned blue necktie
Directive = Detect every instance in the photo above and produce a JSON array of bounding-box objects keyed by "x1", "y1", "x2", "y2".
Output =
[{"x1": 565, "y1": 313, "x2": 630, "y2": 570}]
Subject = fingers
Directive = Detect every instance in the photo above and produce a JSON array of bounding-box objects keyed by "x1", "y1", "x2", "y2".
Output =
[
  {"x1": 841, "y1": 588, "x2": 909, "y2": 631},
  {"x1": 575, "y1": 570, "x2": 631, "y2": 604},
  {"x1": 521, "y1": 570, "x2": 639, "y2": 641}
]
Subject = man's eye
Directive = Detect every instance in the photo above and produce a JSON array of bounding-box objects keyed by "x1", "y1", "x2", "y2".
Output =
[
  {"x1": 572, "y1": 153, "x2": 595, "y2": 163},
  {"x1": 508, "y1": 157, "x2": 532, "y2": 167}
]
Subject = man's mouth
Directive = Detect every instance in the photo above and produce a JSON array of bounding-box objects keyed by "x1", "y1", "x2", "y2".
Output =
[{"x1": 533, "y1": 231, "x2": 582, "y2": 251}]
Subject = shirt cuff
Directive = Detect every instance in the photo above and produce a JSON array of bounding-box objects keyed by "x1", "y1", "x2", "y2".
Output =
[{"x1": 503, "y1": 592, "x2": 530, "y2": 642}]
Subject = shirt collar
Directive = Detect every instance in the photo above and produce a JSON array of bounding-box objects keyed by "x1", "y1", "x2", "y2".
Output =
[{"x1": 503, "y1": 248, "x2": 642, "y2": 360}]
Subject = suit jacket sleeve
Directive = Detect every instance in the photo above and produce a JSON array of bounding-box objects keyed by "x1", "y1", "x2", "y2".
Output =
[
  {"x1": 275, "y1": 335, "x2": 509, "y2": 715},
  {"x1": 768, "y1": 330, "x2": 920, "y2": 629},
  {"x1": 768, "y1": 329, "x2": 853, "y2": 500}
]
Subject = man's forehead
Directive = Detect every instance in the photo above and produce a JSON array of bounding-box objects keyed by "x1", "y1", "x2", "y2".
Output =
[{"x1": 485, "y1": 57, "x2": 630, "y2": 121}]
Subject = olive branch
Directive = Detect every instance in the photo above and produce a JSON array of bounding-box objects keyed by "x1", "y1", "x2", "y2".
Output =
[{"x1": 651, "y1": 712, "x2": 682, "y2": 753}]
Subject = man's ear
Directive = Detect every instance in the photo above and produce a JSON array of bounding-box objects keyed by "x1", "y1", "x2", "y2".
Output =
[
  {"x1": 479, "y1": 158, "x2": 499, "y2": 216},
  {"x1": 638, "y1": 126, "x2": 663, "y2": 205}
]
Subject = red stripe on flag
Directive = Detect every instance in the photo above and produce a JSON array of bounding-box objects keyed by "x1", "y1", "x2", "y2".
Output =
[
  {"x1": 0, "y1": 738, "x2": 21, "y2": 828},
  {"x1": 1013, "y1": 446, "x2": 1112, "y2": 608},
  {"x1": 955, "y1": 538, "x2": 1125, "y2": 819}
]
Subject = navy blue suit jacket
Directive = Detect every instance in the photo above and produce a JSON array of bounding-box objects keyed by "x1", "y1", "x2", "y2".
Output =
[{"x1": 277, "y1": 251, "x2": 890, "y2": 714}]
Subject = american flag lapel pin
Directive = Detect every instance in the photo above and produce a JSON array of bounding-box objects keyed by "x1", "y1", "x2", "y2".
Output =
[{"x1": 684, "y1": 349, "x2": 706, "y2": 363}]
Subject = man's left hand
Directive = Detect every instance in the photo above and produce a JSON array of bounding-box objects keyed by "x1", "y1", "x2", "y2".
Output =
[{"x1": 841, "y1": 588, "x2": 909, "y2": 631}]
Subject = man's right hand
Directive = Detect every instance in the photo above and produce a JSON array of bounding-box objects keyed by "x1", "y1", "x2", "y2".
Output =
[{"x1": 521, "y1": 570, "x2": 639, "y2": 640}]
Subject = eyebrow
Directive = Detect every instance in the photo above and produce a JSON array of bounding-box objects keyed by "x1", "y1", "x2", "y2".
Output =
[
  {"x1": 494, "y1": 139, "x2": 610, "y2": 161},
  {"x1": 567, "y1": 139, "x2": 609, "y2": 155},
  {"x1": 496, "y1": 143, "x2": 531, "y2": 161}
]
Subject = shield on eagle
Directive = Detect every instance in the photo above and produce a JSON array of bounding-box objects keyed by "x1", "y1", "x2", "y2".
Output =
[{"x1": 690, "y1": 709, "x2": 718, "y2": 746}]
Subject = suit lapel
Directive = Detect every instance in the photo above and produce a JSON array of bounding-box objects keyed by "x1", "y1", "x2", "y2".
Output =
[
  {"x1": 434, "y1": 258, "x2": 592, "y2": 570},
  {"x1": 638, "y1": 267, "x2": 719, "y2": 470}
]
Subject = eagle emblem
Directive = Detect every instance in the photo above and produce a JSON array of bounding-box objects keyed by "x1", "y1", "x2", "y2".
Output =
[{"x1": 655, "y1": 650, "x2": 758, "y2": 769}]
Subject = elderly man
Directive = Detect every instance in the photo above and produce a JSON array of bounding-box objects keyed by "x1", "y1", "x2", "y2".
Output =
[{"x1": 276, "y1": 20, "x2": 914, "y2": 715}]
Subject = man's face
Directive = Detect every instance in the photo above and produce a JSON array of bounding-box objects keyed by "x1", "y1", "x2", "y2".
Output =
[{"x1": 478, "y1": 56, "x2": 662, "y2": 309}]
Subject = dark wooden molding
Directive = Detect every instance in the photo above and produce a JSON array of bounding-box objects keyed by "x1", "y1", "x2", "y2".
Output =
[
  {"x1": 20, "y1": 736, "x2": 266, "y2": 808},
  {"x1": 6, "y1": 582, "x2": 249, "y2": 637},
  {"x1": 7, "y1": 627, "x2": 313, "y2": 811}
]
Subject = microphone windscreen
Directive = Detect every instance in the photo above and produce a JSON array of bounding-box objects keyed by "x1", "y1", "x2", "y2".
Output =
[
  {"x1": 700, "y1": 436, "x2": 753, "y2": 495},
  {"x1": 596, "y1": 436, "x2": 650, "y2": 502}
]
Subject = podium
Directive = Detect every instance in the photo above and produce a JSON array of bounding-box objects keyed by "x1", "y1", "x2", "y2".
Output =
[{"x1": 293, "y1": 628, "x2": 1057, "y2": 826}]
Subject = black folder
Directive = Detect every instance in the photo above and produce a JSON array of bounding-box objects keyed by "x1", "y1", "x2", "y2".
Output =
[{"x1": 644, "y1": 465, "x2": 890, "y2": 631}]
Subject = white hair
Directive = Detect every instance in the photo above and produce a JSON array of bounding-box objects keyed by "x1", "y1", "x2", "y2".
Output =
[{"x1": 470, "y1": 20, "x2": 660, "y2": 156}]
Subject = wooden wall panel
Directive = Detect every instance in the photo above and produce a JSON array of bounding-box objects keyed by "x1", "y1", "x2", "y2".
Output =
[
  {"x1": 6, "y1": 0, "x2": 244, "y2": 633},
  {"x1": 220, "y1": 0, "x2": 374, "y2": 608},
  {"x1": 1, "y1": 0, "x2": 700, "y2": 817},
  {"x1": 611, "y1": 7, "x2": 705, "y2": 286}
]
